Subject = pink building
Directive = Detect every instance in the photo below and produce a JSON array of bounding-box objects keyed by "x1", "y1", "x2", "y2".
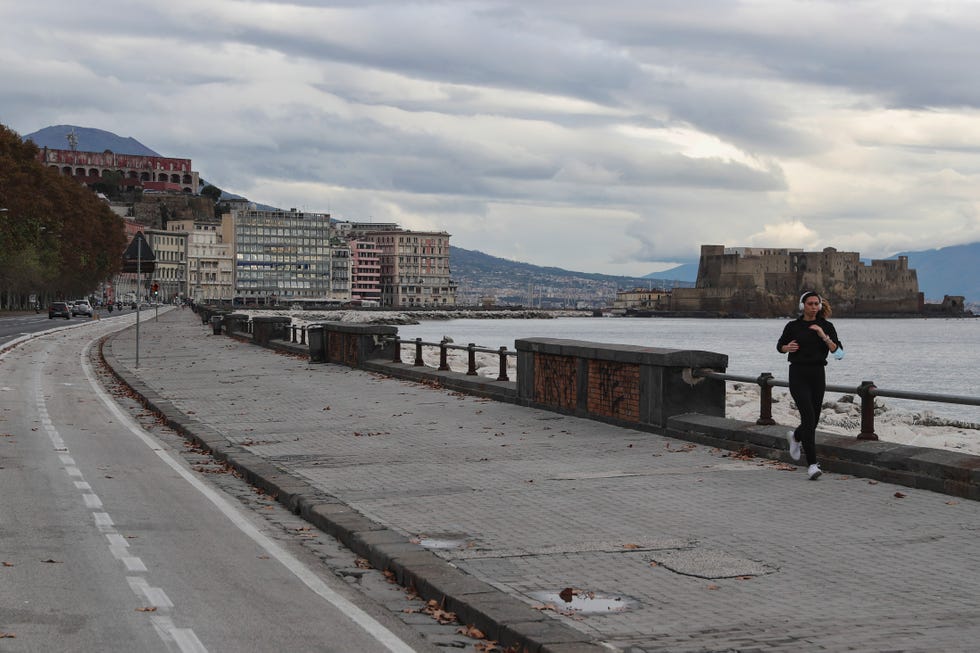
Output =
[{"x1": 349, "y1": 240, "x2": 382, "y2": 304}]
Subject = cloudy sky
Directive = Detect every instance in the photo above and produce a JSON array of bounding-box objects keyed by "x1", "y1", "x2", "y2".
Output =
[{"x1": 3, "y1": 1, "x2": 980, "y2": 276}]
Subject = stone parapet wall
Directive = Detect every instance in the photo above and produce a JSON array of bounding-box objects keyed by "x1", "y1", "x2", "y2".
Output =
[{"x1": 516, "y1": 338, "x2": 728, "y2": 430}]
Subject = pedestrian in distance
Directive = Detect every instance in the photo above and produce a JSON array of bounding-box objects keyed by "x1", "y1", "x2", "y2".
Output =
[{"x1": 776, "y1": 291, "x2": 844, "y2": 480}]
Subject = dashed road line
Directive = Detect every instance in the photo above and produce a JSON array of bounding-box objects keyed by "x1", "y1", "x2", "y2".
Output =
[{"x1": 32, "y1": 345, "x2": 208, "y2": 653}]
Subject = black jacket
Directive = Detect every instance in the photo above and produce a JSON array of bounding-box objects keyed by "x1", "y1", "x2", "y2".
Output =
[{"x1": 776, "y1": 316, "x2": 842, "y2": 366}]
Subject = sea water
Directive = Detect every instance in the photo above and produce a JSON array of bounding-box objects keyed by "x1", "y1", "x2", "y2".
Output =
[{"x1": 398, "y1": 316, "x2": 980, "y2": 423}]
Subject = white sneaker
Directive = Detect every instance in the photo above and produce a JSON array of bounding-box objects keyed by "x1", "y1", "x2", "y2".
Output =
[
  {"x1": 786, "y1": 431, "x2": 801, "y2": 462},
  {"x1": 807, "y1": 464, "x2": 822, "y2": 480}
]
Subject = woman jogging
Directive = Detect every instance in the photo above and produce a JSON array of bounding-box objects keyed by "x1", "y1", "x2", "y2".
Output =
[{"x1": 776, "y1": 291, "x2": 843, "y2": 480}]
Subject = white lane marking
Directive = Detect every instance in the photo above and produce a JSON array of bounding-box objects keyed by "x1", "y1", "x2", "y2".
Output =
[
  {"x1": 106, "y1": 533, "x2": 129, "y2": 548},
  {"x1": 83, "y1": 493, "x2": 103, "y2": 508},
  {"x1": 123, "y1": 556, "x2": 148, "y2": 572},
  {"x1": 93, "y1": 512, "x2": 114, "y2": 528},
  {"x1": 151, "y1": 616, "x2": 209, "y2": 653},
  {"x1": 29, "y1": 335, "x2": 207, "y2": 653},
  {"x1": 82, "y1": 336, "x2": 417, "y2": 653},
  {"x1": 128, "y1": 577, "x2": 175, "y2": 608}
]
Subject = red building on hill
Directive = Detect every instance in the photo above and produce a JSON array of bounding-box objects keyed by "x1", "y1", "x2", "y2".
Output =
[{"x1": 37, "y1": 147, "x2": 200, "y2": 194}]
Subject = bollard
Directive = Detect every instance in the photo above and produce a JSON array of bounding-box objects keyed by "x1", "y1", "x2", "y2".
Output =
[
  {"x1": 439, "y1": 342, "x2": 450, "y2": 371},
  {"x1": 467, "y1": 343, "x2": 477, "y2": 376},
  {"x1": 857, "y1": 380, "x2": 879, "y2": 440},
  {"x1": 755, "y1": 372, "x2": 775, "y2": 425},
  {"x1": 496, "y1": 346, "x2": 509, "y2": 381},
  {"x1": 210, "y1": 315, "x2": 222, "y2": 335},
  {"x1": 414, "y1": 338, "x2": 424, "y2": 367},
  {"x1": 300, "y1": 326, "x2": 306, "y2": 345},
  {"x1": 392, "y1": 338, "x2": 402, "y2": 363}
]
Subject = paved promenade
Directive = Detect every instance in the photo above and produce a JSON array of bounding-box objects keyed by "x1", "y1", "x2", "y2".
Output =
[{"x1": 104, "y1": 309, "x2": 980, "y2": 652}]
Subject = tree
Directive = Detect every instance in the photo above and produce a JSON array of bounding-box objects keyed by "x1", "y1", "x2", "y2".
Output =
[
  {"x1": 92, "y1": 170, "x2": 124, "y2": 199},
  {"x1": 200, "y1": 184, "x2": 222, "y2": 202},
  {"x1": 0, "y1": 123, "x2": 127, "y2": 309}
]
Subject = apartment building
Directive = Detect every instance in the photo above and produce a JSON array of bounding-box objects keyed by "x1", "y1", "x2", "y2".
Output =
[
  {"x1": 349, "y1": 239, "x2": 382, "y2": 304},
  {"x1": 144, "y1": 228, "x2": 187, "y2": 302},
  {"x1": 168, "y1": 220, "x2": 233, "y2": 302},
  {"x1": 222, "y1": 209, "x2": 350, "y2": 303},
  {"x1": 357, "y1": 228, "x2": 456, "y2": 307}
]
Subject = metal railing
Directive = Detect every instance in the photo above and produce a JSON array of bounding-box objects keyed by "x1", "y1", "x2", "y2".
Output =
[
  {"x1": 289, "y1": 325, "x2": 307, "y2": 345},
  {"x1": 389, "y1": 337, "x2": 515, "y2": 381},
  {"x1": 693, "y1": 369, "x2": 980, "y2": 440},
  {"x1": 276, "y1": 328, "x2": 979, "y2": 439}
]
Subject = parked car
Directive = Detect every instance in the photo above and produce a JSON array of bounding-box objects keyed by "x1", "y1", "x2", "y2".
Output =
[
  {"x1": 48, "y1": 301, "x2": 71, "y2": 319},
  {"x1": 71, "y1": 300, "x2": 93, "y2": 317}
]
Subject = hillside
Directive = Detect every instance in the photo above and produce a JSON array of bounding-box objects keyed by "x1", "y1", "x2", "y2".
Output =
[{"x1": 449, "y1": 246, "x2": 693, "y2": 307}]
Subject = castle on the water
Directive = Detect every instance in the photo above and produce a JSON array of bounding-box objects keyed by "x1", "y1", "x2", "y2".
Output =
[{"x1": 667, "y1": 245, "x2": 965, "y2": 317}]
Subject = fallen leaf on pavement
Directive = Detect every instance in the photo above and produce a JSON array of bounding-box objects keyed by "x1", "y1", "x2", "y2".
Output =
[
  {"x1": 457, "y1": 625, "x2": 485, "y2": 639},
  {"x1": 136, "y1": 607, "x2": 158, "y2": 612},
  {"x1": 894, "y1": 492, "x2": 907, "y2": 498}
]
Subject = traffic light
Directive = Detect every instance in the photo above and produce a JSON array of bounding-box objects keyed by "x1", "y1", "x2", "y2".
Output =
[{"x1": 151, "y1": 282, "x2": 159, "y2": 296}]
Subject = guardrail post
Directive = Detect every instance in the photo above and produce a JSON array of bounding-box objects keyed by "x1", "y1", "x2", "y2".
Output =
[
  {"x1": 755, "y1": 372, "x2": 775, "y2": 425},
  {"x1": 439, "y1": 342, "x2": 450, "y2": 371},
  {"x1": 392, "y1": 338, "x2": 402, "y2": 363},
  {"x1": 467, "y1": 343, "x2": 478, "y2": 376},
  {"x1": 496, "y1": 347, "x2": 509, "y2": 381},
  {"x1": 857, "y1": 380, "x2": 879, "y2": 440},
  {"x1": 414, "y1": 338, "x2": 424, "y2": 367}
]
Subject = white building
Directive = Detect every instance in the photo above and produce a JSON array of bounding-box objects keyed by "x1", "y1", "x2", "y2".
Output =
[{"x1": 168, "y1": 220, "x2": 233, "y2": 302}]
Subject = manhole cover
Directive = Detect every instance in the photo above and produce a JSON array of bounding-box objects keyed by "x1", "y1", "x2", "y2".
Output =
[{"x1": 652, "y1": 549, "x2": 774, "y2": 579}]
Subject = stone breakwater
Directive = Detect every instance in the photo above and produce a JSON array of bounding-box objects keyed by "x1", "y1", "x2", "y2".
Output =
[{"x1": 246, "y1": 308, "x2": 590, "y2": 325}]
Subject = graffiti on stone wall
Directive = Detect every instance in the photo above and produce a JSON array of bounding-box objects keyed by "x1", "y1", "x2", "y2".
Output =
[
  {"x1": 328, "y1": 334, "x2": 359, "y2": 366},
  {"x1": 586, "y1": 360, "x2": 640, "y2": 421},
  {"x1": 533, "y1": 353, "x2": 577, "y2": 411}
]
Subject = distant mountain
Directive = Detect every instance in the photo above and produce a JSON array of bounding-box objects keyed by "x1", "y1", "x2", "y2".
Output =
[
  {"x1": 450, "y1": 246, "x2": 693, "y2": 306},
  {"x1": 646, "y1": 262, "x2": 698, "y2": 283},
  {"x1": 896, "y1": 242, "x2": 980, "y2": 303},
  {"x1": 23, "y1": 125, "x2": 161, "y2": 156}
]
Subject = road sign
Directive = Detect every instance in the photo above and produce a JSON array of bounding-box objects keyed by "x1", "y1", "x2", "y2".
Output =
[{"x1": 121, "y1": 231, "x2": 156, "y2": 273}]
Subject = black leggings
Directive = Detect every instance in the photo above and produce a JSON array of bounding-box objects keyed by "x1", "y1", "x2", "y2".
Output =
[{"x1": 789, "y1": 364, "x2": 825, "y2": 465}]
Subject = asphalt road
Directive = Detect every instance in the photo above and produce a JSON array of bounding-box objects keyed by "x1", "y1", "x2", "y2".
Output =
[{"x1": 0, "y1": 313, "x2": 435, "y2": 652}]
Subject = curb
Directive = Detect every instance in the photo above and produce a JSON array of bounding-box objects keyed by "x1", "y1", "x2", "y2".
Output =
[{"x1": 99, "y1": 328, "x2": 606, "y2": 653}]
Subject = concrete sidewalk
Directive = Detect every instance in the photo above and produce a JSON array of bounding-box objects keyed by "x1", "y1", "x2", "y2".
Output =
[{"x1": 103, "y1": 309, "x2": 980, "y2": 653}]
